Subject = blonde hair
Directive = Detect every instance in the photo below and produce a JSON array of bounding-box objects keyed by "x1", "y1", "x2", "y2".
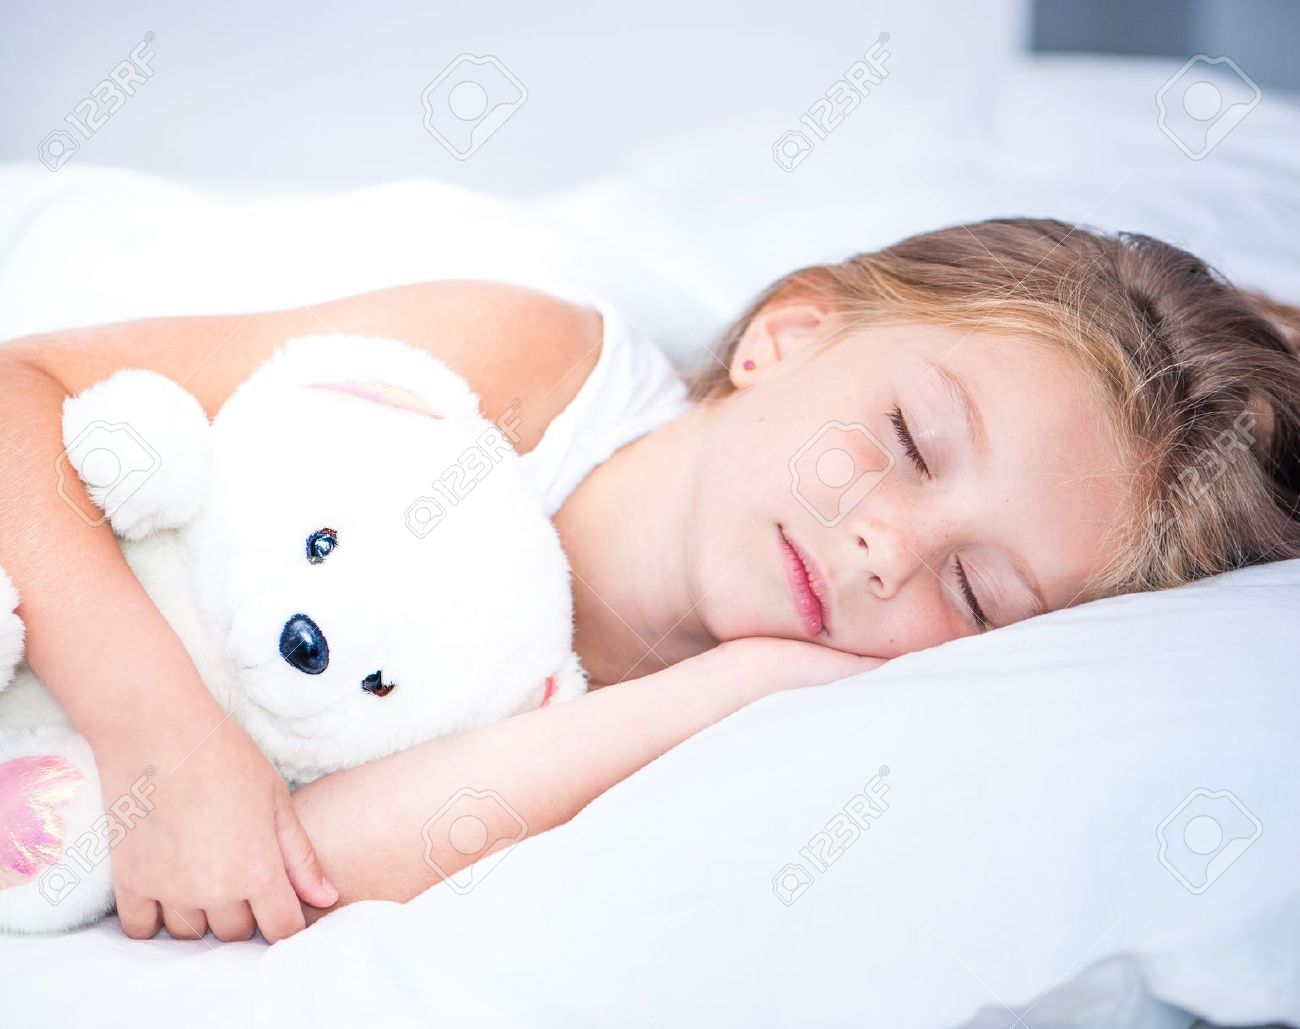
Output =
[{"x1": 690, "y1": 218, "x2": 1300, "y2": 602}]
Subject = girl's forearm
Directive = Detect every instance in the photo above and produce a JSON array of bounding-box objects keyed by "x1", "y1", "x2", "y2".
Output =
[
  {"x1": 294, "y1": 640, "x2": 882, "y2": 913},
  {"x1": 0, "y1": 355, "x2": 223, "y2": 754},
  {"x1": 294, "y1": 642, "x2": 765, "y2": 910}
]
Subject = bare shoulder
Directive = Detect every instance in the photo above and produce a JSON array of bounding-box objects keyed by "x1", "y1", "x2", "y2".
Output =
[{"x1": 6, "y1": 280, "x2": 602, "y2": 455}]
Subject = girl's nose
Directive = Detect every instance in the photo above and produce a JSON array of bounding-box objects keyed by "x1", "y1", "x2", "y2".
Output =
[{"x1": 852, "y1": 517, "x2": 922, "y2": 600}]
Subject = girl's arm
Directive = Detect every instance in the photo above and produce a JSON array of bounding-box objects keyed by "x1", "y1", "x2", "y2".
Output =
[
  {"x1": 0, "y1": 353, "x2": 338, "y2": 941},
  {"x1": 294, "y1": 639, "x2": 885, "y2": 912},
  {"x1": 0, "y1": 350, "x2": 340, "y2": 940},
  {"x1": 0, "y1": 281, "x2": 601, "y2": 940}
]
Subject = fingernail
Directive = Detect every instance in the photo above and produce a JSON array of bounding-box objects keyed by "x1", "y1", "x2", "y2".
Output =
[{"x1": 320, "y1": 876, "x2": 339, "y2": 905}]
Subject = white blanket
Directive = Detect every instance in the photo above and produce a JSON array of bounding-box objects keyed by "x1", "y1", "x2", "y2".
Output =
[{"x1": 5, "y1": 559, "x2": 1297, "y2": 1029}]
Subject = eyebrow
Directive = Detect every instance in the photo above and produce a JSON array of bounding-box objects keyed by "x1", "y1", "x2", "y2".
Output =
[
  {"x1": 923, "y1": 359, "x2": 1048, "y2": 620},
  {"x1": 924, "y1": 359, "x2": 988, "y2": 458}
]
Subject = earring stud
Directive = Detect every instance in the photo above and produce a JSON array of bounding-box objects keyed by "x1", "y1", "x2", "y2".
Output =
[{"x1": 742, "y1": 359, "x2": 756, "y2": 371}]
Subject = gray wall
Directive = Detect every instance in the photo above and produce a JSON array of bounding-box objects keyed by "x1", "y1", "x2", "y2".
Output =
[
  {"x1": 1, "y1": 0, "x2": 1025, "y2": 196},
  {"x1": 7, "y1": 0, "x2": 1292, "y2": 197},
  {"x1": 1031, "y1": 0, "x2": 1300, "y2": 89}
]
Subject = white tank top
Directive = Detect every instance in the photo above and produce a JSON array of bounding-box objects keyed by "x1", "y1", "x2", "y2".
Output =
[{"x1": 519, "y1": 295, "x2": 692, "y2": 516}]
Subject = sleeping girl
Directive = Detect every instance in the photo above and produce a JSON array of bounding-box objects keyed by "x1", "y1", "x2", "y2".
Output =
[{"x1": 0, "y1": 216, "x2": 1296, "y2": 941}]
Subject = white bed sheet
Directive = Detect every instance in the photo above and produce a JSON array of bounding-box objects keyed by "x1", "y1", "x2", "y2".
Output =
[
  {"x1": 5, "y1": 558, "x2": 1296, "y2": 1029},
  {"x1": 0, "y1": 166, "x2": 723, "y2": 364},
  {"x1": 538, "y1": 55, "x2": 1300, "y2": 335}
]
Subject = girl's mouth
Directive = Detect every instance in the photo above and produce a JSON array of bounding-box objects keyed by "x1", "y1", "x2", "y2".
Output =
[{"x1": 778, "y1": 525, "x2": 831, "y2": 637}]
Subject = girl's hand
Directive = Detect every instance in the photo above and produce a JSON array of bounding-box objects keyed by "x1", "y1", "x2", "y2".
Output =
[
  {"x1": 97, "y1": 715, "x2": 338, "y2": 943},
  {"x1": 710, "y1": 637, "x2": 888, "y2": 708}
]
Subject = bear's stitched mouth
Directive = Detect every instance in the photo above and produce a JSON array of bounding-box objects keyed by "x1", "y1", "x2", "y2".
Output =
[{"x1": 362, "y1": 670, "x2": 395, "y2": 697}]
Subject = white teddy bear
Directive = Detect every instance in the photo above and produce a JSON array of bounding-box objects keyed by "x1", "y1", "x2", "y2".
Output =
[{"x1": 0, "y1": 335, "x2": 585, "y2": 933}]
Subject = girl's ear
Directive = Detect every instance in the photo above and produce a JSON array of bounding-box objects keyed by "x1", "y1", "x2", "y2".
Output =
[{"x1": 728, "y1": 301, "x2": 830, "y2": 389}]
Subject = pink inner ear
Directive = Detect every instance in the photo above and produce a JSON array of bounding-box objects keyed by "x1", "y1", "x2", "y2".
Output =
[
  {"x1": 308, "y1": 381, "x2": 444, "y2": 420},
  {"x1": 0, "y1": 755, "x2": 85, "y2": 888}
]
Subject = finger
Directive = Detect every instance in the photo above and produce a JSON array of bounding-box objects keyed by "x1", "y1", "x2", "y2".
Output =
[
  {"x1": 274, "y1": 799, "x2": 338, "y2": 909},
  {"x1": 207, "y1": 901, "x2": 256, "y2": 942},
  {"x1": 250, "y1": 881, "x2": 307, "y2": 945},
  {"x1": 116, "y1": 891, "x2": 162, "y2": 940},
  {"x1": 161, "y1": 905, "x2": 208, "y2": 941}
]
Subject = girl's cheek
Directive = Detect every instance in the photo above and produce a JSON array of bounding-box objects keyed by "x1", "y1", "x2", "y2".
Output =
[
  {"x1": 915, "y1": 597, "x2": 967, "y2": 651},
  {"x1": 786, "y1": 423, "x2": 896, "y2": 528},
  {"x1": 868, "y1": 598, "x2": 962, "y2": 659}
]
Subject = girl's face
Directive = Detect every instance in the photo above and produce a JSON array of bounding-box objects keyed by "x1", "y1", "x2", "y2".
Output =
[{"x1": 688, "y1": 302, "x2": 1132, "y2": 658}]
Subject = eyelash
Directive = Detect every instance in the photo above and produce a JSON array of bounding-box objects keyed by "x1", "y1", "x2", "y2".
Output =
[
  {"x1": 889, "y1": 404, "x2": 991, "y2": 631},
  {"x1": 956, "y1": 559, "x2": 992, "y2": 631},
  {"x1": 888, "y1": 404, "x2": 930, "y2": 477}
]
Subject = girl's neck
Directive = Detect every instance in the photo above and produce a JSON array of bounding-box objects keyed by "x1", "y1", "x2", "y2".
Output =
[{"x1": 552, "y1": 402, "x2": 717, "y2": 687}]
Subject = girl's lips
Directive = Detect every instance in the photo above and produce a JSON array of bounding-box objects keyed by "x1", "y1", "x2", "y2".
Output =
[{"x1": 779, "y1": 526, "x2": 832, "y2": 638}]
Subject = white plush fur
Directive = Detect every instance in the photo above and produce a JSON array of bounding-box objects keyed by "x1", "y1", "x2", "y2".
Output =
[
  {"x1": 61, "y1": 370, "x2": 212, "y2": 541},
  {"x1": 0, "y1": 569, "x2": 24, "y2": 692},
  {"x1": 0, "y1": 335, "x2": 586, "y2": 932}
]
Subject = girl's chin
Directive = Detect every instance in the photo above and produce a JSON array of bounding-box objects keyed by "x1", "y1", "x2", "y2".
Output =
[{"x1": 706, "y1": 608, "x2": 786, "y2": 644}]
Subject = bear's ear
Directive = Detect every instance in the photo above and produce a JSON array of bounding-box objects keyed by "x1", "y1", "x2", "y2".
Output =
[
  {"x1": 251, "y1": 335, "x2": 483, "y2": 422},
  {"x1": 307, "y1": 381, "x2": 446, "y2": 421}
]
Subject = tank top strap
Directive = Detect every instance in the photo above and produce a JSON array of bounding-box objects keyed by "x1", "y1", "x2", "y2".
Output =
[{"x1": 518, "y1": 294, "x2": 690, "y2": 516}]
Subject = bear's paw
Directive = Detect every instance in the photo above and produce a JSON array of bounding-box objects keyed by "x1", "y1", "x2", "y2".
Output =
[{"x1": 61, "y1": 370, "x2": 211, "y2": 541}]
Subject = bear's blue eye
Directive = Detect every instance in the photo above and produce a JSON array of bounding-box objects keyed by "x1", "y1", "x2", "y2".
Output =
[{"x1": 306, "y1": 528, "x2": 338, "y2": 564}]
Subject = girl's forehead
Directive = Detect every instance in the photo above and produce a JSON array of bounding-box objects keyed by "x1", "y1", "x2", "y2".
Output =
[{"x1": 829, "y1": 320, "x2": 1075, "y2": 386}]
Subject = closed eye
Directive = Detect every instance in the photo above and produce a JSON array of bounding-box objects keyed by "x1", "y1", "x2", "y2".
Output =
[
  {"x1": 955, "y1": 558, "x2": 992, "y2": 631},
  {"x1": 889, "y1": 404, "x2": 930, "y2": 478},
  {"x1": 890, "y1": 404, "x2": 992, "y2": 630}
]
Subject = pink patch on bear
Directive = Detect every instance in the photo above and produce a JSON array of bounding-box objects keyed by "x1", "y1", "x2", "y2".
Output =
[
  {"x1": 308, "y1": 381, "x2": 445, "y2": 421},
  {"x1": 0, "y1": 755, "x2": 85, "y2": 889}
]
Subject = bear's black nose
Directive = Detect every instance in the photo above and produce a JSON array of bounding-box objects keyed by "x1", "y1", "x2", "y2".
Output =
[
  {"x1": 279, "y1": 614, "x2": 329, "y2": 675},
  {"x1": 362, "y1": 670, "x2": 394, "y2": 697}
]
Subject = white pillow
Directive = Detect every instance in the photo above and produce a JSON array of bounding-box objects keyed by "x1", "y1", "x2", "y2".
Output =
[
  {"x1": 538, "y1": 54, "x2": 1300, "y2": 325},
  {"x1": 228, "y1": 557, "x2": 1300, "y2": 1028}
]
